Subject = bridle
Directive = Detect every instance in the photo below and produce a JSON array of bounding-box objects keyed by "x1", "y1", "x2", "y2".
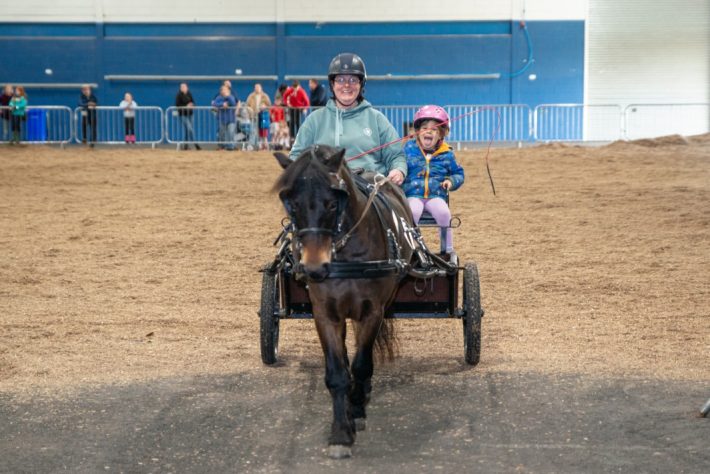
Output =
[
  {"x1": 284, "y1": 173, "x2": 350, "y2": 243},
  {"x1": 280, "y1": 147, "x2": 351, "y2": 249},
  {"x1": 280, "y1": 147, "x2": 389, "y2": 256}
]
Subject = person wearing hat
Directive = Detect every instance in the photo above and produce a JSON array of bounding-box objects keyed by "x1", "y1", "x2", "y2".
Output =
[{"x1": 289, "y1": 53, "x2": 406, "y2": 185}]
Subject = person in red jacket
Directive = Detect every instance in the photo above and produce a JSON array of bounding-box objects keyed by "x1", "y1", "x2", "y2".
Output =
[{"x1": 283, "y1": 80, "x2": 310, "y2": 141}]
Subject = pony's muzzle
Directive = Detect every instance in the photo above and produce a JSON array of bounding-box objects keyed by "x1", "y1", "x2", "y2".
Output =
[
  {"x1": 297, "y1": 262, "x2": 331, "y2": 282},
  {"x1": 298, "y1": 237, "x2": 333, "y2": 281}
]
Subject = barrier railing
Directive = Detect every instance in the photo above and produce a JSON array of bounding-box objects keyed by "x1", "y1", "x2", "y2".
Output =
[
  {"x1": 1, "y1": 106, "x2": 73, "y2": 145},
  {"x1": 624, "y1": 103, "x2": 710, "y2": 140},
  {"x1": 165, "y1": 105, "x2": 263, "y2": 149},
  {"x1": 534, "y1": 104, "x2": 622, "y2": 142},
  {"x1": 2, "y1": 102, "x2": 706, "y2": 147},
  {"x1": 376, "y1": 104, "x2": 532, "y2": 144},
  {"x1": 446, "y1": 104, "x2": 532, "y2": 143},
  {"x1": 74, "y1": 106, "x2": 164, "y2": 146},
  {"x1": 377, "y1": 105, "x2": 418, "y2": 140}
]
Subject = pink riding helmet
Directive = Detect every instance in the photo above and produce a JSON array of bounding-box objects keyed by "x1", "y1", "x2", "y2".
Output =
[{"x1": 413, "y1": 105, "x2": 450, "y2": 131}]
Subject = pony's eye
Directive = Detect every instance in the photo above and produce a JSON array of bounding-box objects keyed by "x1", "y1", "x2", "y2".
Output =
[{"x1": 328, "y1": 201, "x2": 338, "y2": 212}]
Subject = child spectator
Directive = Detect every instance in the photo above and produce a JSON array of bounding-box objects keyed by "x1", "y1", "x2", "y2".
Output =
[
  {"x1": 257, "y1": 102, "x2": 270, "y2": 150},
  {"x1": 119, "y1": 92, "x2": 137, "y2": 144},
  {"x1": 269, "y1": 97, "x2": 289, "y2": 150},
  {"x1": 78, "y1": 85, "x2": 98, "y2": 146},
  {"x1": 236, "y1": 103, "x2": 253, "y2": 148},
  {"x1": 175, "y1": 82, "x2": 200, "y2": 150},
  {"x1": 1, "y1": 85, "x2": 13, "y2": 142},
  {"x1": 211, "y1": 85, "x2": 237, "y2": 150},
  {"x1": 9, "y1": 86, "x2": 27, "y2": 145},
  {"x1": 402, "y1": 105, "x2": 464, "y2": 256}
]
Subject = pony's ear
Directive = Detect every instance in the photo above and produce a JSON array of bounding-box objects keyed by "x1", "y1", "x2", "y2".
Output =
[
  {"x1": 273, "y1": 152, "x2": 292, "y2": 169},
  {"x1": 323, "y1": 148, "x2": 346, "y2": 172}
]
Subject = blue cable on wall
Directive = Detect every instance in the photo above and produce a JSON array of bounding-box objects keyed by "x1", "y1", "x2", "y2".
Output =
[{"x1": 507, "y1": 21, "x2": 534, "y2": 78}]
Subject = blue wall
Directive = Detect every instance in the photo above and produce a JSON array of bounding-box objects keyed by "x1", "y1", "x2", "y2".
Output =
[{"x1": 0, "y1": 21, "x2": 584, "y2": 110}]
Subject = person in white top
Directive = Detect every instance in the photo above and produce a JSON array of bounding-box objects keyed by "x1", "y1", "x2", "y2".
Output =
[{"x1": 119, "y1": 92, "x2": 138, "y2": 144}]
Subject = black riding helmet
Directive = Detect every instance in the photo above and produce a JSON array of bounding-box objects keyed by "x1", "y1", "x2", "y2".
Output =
[{"x1": 328, "y1": 53, "x2": 367, "y2": 103}]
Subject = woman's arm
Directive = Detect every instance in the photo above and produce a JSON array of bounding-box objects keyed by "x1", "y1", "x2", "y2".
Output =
[
  {"x1": 288, "y1": 114, "x2": 316, "y2": 160},
  {"x1": 376, "y1": 112, "x2": 407, "y2": 178}
]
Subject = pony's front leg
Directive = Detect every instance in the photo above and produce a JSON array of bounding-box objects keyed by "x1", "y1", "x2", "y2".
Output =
[
  {"x1": 349, "y1": 311, "x2": 381, "y2": 431},
  {"x1": 313, "y1": 312, "x2": 355, "y2": 458}
]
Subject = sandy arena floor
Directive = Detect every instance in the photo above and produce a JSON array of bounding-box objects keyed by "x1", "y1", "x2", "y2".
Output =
[{"x1": 1, "y1": 136, "x2": 709, "y2": 397}]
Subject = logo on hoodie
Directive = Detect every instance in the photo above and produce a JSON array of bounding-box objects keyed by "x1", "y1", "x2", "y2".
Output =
[{"x1": 363, "y1": 127, "x2": 372, "y2": 137}]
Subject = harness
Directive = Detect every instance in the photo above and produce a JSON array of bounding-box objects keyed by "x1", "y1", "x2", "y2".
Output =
[{"x1": 280, "y1": 164, "x2": 409, "y2": 280}]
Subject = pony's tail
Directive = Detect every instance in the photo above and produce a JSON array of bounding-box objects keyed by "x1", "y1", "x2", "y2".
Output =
[{"x1": 374, "y1": 317, "x2": 398, "y2": 362}]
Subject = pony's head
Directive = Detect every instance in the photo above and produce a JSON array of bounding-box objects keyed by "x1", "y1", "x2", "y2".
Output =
[{"x1": 273, "y1": 145, "x2": 349, "y2": 281}]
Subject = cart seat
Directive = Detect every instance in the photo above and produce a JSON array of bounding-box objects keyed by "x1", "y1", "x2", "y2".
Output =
[{"x1": 415, "y1": 195, "x2": 460, "y2": 254}]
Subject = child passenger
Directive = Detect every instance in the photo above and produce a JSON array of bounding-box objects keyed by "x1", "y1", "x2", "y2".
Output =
[{"x1": 402, "y1": 105, "x2": 464, "y2": 255}]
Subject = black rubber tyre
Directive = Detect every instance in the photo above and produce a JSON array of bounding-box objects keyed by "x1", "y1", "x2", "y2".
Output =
[
  {"x1": 259, "y1": 268, "x2": 280, "y2": 365},
  {"x1": 462, "y1": 262, "x2": 482, "y2": 366}
]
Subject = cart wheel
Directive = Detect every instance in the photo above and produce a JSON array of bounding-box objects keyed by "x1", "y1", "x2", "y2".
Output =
[
  {"x1": 259, "y1": 268, "x2": 280, "y2": 365},
  {"x1": 462, "y1": 262, "x2": 482, "y2": 366}
]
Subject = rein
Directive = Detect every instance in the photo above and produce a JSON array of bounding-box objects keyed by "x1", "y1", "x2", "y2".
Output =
[
  {"x1": 332, "y1": 173, "x2": 390, "y2": 252},
  {"x1": 346, "y1": 106, "x2": 501, "y2": 196}
]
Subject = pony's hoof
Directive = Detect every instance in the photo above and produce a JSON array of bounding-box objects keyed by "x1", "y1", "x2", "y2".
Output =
[
  {"x1": 354, "y1": 418, "x2": 367, "y2": 431},
  {"x1": 327, "y1": 445, "x2": 352, "y2": 459}
]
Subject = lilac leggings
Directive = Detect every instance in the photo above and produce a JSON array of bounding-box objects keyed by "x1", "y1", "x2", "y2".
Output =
[{"x1": 407, "y1": 197, "x2": 453, "y2": 252}]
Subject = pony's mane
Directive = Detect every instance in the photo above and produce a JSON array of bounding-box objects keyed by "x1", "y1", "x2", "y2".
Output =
[{"x1": 272, "y1": 148, "x2": 335, "y2": 193}]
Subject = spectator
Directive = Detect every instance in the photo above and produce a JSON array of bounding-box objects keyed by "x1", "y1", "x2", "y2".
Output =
[
  {"x1": 274, "y1": 83, "x2": 288, "y2": 104},
  {"x1": 1, "y1": 85, "x2": 13, "y2": 142},
  {"x1": 78, "y1": 84, "x2": 98, "y2": 147},
  {"x1": 175, "y1": 82, "x2": 200, "y2": 150},
  {"x1": 283, "y1": 80, "x2": 310, "y2": 140},
  {"x1": 246, "y1": 83, "x2": 271, "y2": 119},
  {"x1": 270, "y1": 96, "x2": 289, "y2": 150},
  {"x1": 214, "y1": 80, "x2": 232, "y2": 100},
  {"x1": 9, "y1": 86, "x2": 27, "y2": 145},
  {"x1": 289, "y1": 53, "x2": 406, "y2": 185},
  {"x1": 119, "y1": 92, "x2": 137, "y2": 144},
  {"x1": 211, "y1": 85, "x2": 237, "y2": 150},
  {"x1": 257, "y1": 102, "x2": 270, "y2": 150},
  {"x1": 308, "y1": 79, "x2": 327, "y2": 107},
  {"x1": 236, "y1": 103, "x2": 253, "y2": 148}
]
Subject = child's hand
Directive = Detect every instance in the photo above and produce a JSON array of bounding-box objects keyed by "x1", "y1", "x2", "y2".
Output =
[{"x1": 442, "y1": 179, "x2": 453, "y2": 190}]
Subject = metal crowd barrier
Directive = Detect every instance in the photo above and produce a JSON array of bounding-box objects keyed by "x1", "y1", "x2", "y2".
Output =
[
  {"x1": 377, "y1": 104, "x2": 532, "y2": 144},
  {"x1": 624, "y1": 103, "x2": 710, "y2": 140},
  {"x1": 534, "y1": 104, "x2": 622, "y2": 142},
  {"x1": 4, "y1": 102, "x2": 708, "y2": 147},
  {"x1": 446, "y1": 104, "x2": 531, "y2": 143},
  {"x1": 74, "y1": 106, "x2": 164, "y2": 146},
  {"x1": 1, "y1": 105, "x2": 73, "y2": 145},
  {"x1": 377, "y1": 105, "x2": 418, "y2": 140},
  {"x1": 165, "y1": 105, "x2": 263, "y2": 149}
]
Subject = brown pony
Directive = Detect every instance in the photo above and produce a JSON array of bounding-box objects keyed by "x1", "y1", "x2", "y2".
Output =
[{"x1": 273, "y1": 145, "x2": 414, "y2": 458}]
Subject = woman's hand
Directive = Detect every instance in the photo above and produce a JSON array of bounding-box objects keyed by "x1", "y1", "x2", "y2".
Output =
[
  {"x1": 441, "y1": 179, "x2": 453, "y2": 190},
  {"x1": 387, "y1": 169, "x2": 405, "y2": 186}
]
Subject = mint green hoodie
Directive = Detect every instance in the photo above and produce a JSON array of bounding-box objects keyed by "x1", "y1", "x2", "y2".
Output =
[{"x1": 289, "y1": 99, "x2": 407, "y2": 177}]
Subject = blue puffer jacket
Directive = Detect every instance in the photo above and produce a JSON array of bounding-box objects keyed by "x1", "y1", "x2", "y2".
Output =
[{"x1": 402, "y1": 139, "x2": 464, "y2": 199}]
